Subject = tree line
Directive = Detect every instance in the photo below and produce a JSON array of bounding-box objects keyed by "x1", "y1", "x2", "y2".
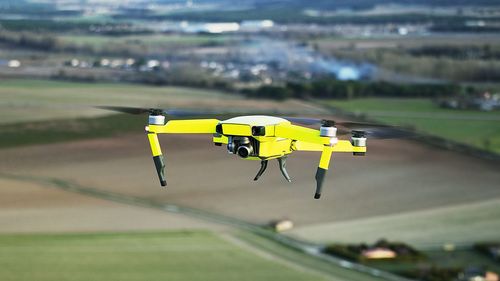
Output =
[{"x1": 242, "y1": 80, "x2": 459, "y2": 100}]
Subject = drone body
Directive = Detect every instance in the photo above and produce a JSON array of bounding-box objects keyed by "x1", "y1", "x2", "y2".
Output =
[{"x1": 145, "y1": 114, "x2": 367, "y2": 199}]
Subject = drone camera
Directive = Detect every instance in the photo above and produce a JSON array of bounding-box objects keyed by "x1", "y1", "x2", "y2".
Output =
[
  {"x1": 251, "y1": 126, "x2": 266, "y2": 136},
  {"x1": 227, "y1": 136, "x2": 255, "y2": 158},
  {"x1": 237, "y1": 146, "x2": 253, "y2": 158}
]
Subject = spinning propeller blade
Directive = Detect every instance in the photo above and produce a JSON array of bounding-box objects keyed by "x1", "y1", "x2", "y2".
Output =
[
  {"x1": 283, "y1": 117, "x2": 415, "y2": 139},
  {"x1": 96, "y1": 106, "x2": 153, "y2": 115},
  {"x1": 96, "y1": 106, "x2": 211, "y2": 117},
  {"x1": 284, "y1": 116, "x2": 391, "y2": 128}
]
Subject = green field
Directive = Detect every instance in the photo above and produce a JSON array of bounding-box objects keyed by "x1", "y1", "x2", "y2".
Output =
[
  {"x1": 0, "y1": 114, "x2": 144, "y2": 148},
  {"x1": 59, "y1": 34, "x2": 231, "y2": 49},
  {"x1": 0, "y1": 79, "x2": 235, "y2": 124},
  {"x1": 290, "y1": 198, "x2": 500, "y2": 249},
  {"x1": 324, "y1": 98, "x2": 500, "y2": 153},
  {"x1": 0, "y1": 231, "x2": 326, "y2": 281}
]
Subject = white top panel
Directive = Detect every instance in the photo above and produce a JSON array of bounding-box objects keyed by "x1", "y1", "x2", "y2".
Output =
[{"x1": 220, "y1": 115, "x2": 289, "y2": 126}]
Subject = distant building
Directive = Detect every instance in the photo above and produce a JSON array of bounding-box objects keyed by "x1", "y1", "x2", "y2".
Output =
[
  {"x1": 438, "y1": 92, "x2": 500, "y2": 111},
  {"x1": 268, "y1": 219, "x2": 294, "y2": 232},
  {"x1": 181, "y1": 22, "x2": 240, "y2": 34},
  {"x1": 458, "y1": 267, "x2": 499, "y2": 281},
  {"x1": 8, "y1": 60, "x2": 21, "y2": 68},
  {"x1": 361, "y1": 248, "x2": 397, "y2": 259}
]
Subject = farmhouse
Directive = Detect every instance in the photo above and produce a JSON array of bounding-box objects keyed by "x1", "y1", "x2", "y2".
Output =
[{"x1": 361, "y1": 248, "x2": 397, "y2": 259}]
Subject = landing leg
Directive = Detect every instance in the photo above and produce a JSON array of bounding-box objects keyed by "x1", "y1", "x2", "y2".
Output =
[
  {"x1": 254, "y1": 160, "x2": 268, "y2": 181},
  {"x1": 278, "y1": 156, "x2": 291, "y2": 182},
  {"x1": 314, "y1": 168, "x2": 326, "y2": 199}
]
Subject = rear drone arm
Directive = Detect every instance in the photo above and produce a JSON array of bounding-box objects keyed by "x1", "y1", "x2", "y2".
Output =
[
  {"x1": 275, "y1": 123, "x2": 366, "y2": 199},
  {"x1": 145, "y1": 119, "x2": 220, "y2": 186}
]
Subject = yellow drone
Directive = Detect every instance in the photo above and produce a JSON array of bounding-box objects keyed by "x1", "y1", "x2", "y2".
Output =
[{"x1": 100, "y1": 106, "x2": 407, "y2": 199}]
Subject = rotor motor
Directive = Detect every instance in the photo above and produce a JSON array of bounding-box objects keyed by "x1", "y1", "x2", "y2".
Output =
[
  {"x1": 320, "y1": 126, "x2": 337, "y2": 137},
  {"x1": 320, "y1": 120, "x2": 338, "y2": 145},
  {"x1": 351, "y1": 130, "x2": 367, "y2": 156},
  {"x1": 148, "y1": 115, "x2": 165, "y2": 125}
]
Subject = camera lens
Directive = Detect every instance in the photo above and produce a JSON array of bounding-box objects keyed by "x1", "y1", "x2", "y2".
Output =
[{"x1": 237, "y1": 146, "x2": 252, "y2": 158}]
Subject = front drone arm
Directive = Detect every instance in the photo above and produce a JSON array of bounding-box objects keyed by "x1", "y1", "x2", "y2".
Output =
[
  {"x1": 276, "y1": 123, "x2": 367, "y2": 199},
  {"x1": 292, "y1": 140, "x2": 367, "y2": 197},
  {"x1": 147, "y1": 133, "x2": 166, "y2": 186},
  {"x1": 313, "y1": 141, "x2": 366, "y2": 199},
  {"x1": 147, "y1": 119, "x2": 220, "y2": 134},
  {"x1": 145, "y1": 119, "x2": 220, "y2": 186},
  {"x1": 274, "y1": 123, "x2": 332, "y2": 199}
]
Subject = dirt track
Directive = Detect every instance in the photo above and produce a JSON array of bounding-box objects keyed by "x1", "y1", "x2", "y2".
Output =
[{"x1": 1, "y1": 132, "x2": 499, "y2": 233}]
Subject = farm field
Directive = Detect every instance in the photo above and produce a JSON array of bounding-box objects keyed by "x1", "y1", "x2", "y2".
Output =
[
  {"x1": 0, "y1": 176, "x2": 222, "y2": 234},
  {"x1": 0, "y1": 79, "x2": 325, "y2": 125},
  {"x1": 314, "y1": 34, "x2": 500, "y2": 50},
  {"x1": 59, "y1": 34, "x2": 231, "y2": 49},
  {"x1": 289, "y1": 197, "x2": 500, "y2": 248},
  {"x1": 3, "y1": 1, "x2": 500, "y2": 280},
  {"x1": 0, "y1": 231, "x2": 327, "y2": 281},
  {"x1": 1, "y1": 130, "x2": 499, "y2": 246},
  {"x1": 324, "y1": 98, "x2": 500, "y2": 153},
  {"x1": 1, "y1": 80, "x2": 499, "y2": 281}
]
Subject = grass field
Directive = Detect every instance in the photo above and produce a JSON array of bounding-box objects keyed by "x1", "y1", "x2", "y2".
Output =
[
  {"x1": 0, "y1": 231, "x2": 326, "y2": 281},
  {"x1": 290, "y1": 198, "x2": 500, "y2": 248},
  {"x1": 0, "y1": 79, "x2": 322, "y2": 125},
  {"x1": 0, "y1": 79, "x2": 234, "y2": 124},
  {"x1": 314, "y1": 34, "x2": 500, "y2": 50},
  {"x1": 0, "y1": 114, "x2": 145, "y2": 149},
  {"x1": 1, "y1": 79, "x2": 499, "y2": 281},
  {"x1": 324, "y1": 98, "x2": 500, "y2": 153},
  {"x1": 59, "y1": 34, "x2": 231, "y2": 49}
]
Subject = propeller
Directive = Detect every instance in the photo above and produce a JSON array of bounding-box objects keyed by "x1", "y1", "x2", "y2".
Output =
[
  {"x1": 96, "y1": 106, "x2": 212, "y2": 117},
  {"x1": 97, "y1": 107, "x2": 415, "y2": 139},
  {"x1": 283, "y1": 117, "x2": 416, "y2": 139},
  {"x1": 284, "y1": 116, "x2": 391, "y2": 128}
]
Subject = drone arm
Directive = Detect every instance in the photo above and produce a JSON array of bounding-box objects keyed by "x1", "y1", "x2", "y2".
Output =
[
  {"x1": 292, "y1": 140, "x2": 366, "y2": 199},
  {"x1": 147, "y1": 119, "x2": 220, "y2": 134},
  {"x1": 292, "y1": 140, "x2": 367, "y2": 153},
  {"x1": 145, "y1": 119, "x2": 219, "y2": 187},
  {"x1": 147, "y1": 133, "x2": 166, "y2": 186},
  {"x1": 274, "y1": 123, "x2": 330, "y2": 145}
]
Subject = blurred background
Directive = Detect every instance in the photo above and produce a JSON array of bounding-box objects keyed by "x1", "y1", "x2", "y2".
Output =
[{"x1": 0, "y1": 1, "x2": 499, "y2": 281}]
